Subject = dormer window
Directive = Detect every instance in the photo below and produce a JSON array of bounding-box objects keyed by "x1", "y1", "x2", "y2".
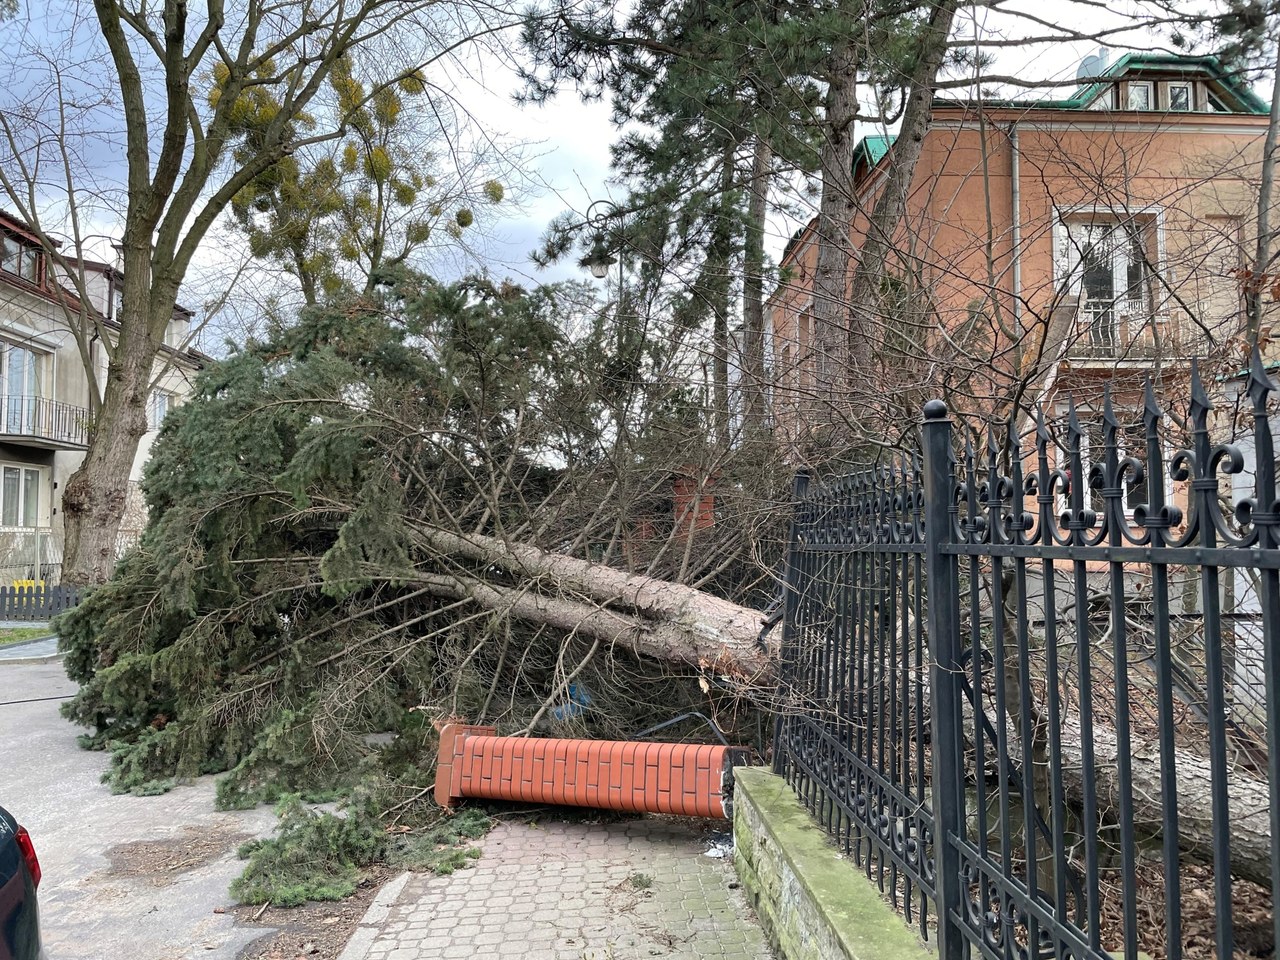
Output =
[
  {"x1": 1127, "y1": 81, "x2": 1153, "y2": 111},
  {"x1": 0, "y1": 234, "x2": 40, "y2": 284},
  {"x1": 1169, "y1": 82, "x2": 1192, "y2": 112}
]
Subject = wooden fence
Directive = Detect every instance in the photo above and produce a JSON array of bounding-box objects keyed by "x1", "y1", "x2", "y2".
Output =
[{"x1": 0, "y1": 584, "x2": 83, "y2": 622}]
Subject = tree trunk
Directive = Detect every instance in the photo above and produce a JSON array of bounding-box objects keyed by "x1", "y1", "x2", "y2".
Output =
[
  {"x1": 407, "y1": 523, "x2": 770, "y2": 678},
  {"x1": 1059, "y1": 717, "x2": 1272, "y2": 889},
  {"x1": 1246, "y1": 42, "x2": 1280, "y2": 346},
  {"x1": 707, "y1": 145, "x2": 739, "y2": 450},
  {"x1": 811, "y1": 37, "x2": 859, "y2": 403},
  {"x1": 844, "y1": 0, "x2": 959, "y2": 391},
  {"x1": 61, "y1": 244, "x2": 171, "y2": 585},
  {"x1": 740, "y1": 135, "x2": 773, "y2": 441}
]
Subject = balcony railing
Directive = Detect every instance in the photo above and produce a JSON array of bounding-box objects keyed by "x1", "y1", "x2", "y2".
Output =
[
  {"x1": 0, "y1": 526, "x2": 60, "y2": 586},
  {"x1": 0, "y1": 395, "x2": 90, "y2": 447},
  {"x1": 1069, "y1": 300, "x2": 1170, "y2": 360}
]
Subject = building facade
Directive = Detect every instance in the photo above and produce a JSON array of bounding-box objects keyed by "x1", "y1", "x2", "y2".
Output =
[
  {"x1": 0, "y1": 211, "x2": 203, "y2": 584},
  {"x1": 767, "y1": 53, "x2": 1275, "y2": 446}
]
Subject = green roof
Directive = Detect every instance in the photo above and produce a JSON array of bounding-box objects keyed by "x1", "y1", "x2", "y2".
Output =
[
  {"x1": 939, "y1": 52, "x2": 1270, "y2": 115},
  {"x1": 853, "y1": 134, "x2": 895, "y2": 176}
]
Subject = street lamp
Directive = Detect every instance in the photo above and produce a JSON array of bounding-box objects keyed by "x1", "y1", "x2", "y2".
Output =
[
  {"x1": 577, "y1": 199, "x2": 622, "y2": 282},
  {"x1": 581, "y1": 231, "x2": 617, "y2": 280}
]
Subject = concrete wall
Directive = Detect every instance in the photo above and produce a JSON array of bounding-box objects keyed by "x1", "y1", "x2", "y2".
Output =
[{"x1": 732, "y1": 767, "x2": 930, "y2": 960}]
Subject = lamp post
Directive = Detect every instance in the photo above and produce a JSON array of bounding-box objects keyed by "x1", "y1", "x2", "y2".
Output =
[{"x1": 578, "y1": 199, "x2": 633, "y2": 374}]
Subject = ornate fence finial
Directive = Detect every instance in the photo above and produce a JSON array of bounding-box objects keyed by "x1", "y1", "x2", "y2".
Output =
[
  {"x1": 1247, "y1": 345, "x2": 1275, "y2": 412},
  {"x1": 1034, "y1": 404, "x2": 1051, "y2": 451},
  {"x1": 1006, "y1": 414, "x2": 1022, "y2": 457},
  {"x1": 1142, "y1": 377, "x2": 1162, "y2": 430},
  {"x1": 1189, "y1": 359, "x2": 1212, "y2": 430},
  {"x1": 1102, "y1": 384, "x2": 1119, "y2": 429},
  {"x1": 1066, "y1": 395, "x2": 1084, "y2": 452}
]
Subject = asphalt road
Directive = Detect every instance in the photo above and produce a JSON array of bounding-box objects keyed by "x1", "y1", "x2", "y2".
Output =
[{"x1": 0, "y1": 660, "x2": 281, "y2": 960}]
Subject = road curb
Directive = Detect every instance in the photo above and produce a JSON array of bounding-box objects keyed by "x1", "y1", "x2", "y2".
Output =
[
  {"x1": 0, "y1": 651, "x2": 61, "y2": 665},
  {"x1": 0, "y1": 635, "x2": 60, "y2": 665},
  {"x1": 336, "y1": 872, "x2": 412, "y2": 960}
]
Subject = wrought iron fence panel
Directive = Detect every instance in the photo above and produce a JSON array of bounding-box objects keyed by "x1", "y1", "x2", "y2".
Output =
[
  {"x1": 773, "y1": 351, "x2": 1280, "y2": 960},
  {"x1": 774, "y1": 457, "x2": 936, "y2": 937}
]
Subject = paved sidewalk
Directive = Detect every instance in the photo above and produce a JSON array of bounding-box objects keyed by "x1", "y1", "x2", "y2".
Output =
[{"x1": 341, "y1": 817, "x2": 772, "y2": 960}]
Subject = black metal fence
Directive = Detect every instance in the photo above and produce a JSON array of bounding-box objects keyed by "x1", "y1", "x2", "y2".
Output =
[{"x1": 773, "y1": 355, "x2": 1280, "y2": 960}]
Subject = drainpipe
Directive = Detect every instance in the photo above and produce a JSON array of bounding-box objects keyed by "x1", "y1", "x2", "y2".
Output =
[{"x1": 1009, "y1": 124, "x2": 1022, "y2": 336}]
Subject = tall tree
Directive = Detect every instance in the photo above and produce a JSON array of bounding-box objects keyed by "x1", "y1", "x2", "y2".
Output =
[
  {"x1": 0, "y1": 0, "x2": 515, "y2": 584},
  {"x1": 842, "y1": 0, "x2": 960, "y2": 383},
  {"x1": 521, "y1": 0, "x2": 823, "y2": 444}
]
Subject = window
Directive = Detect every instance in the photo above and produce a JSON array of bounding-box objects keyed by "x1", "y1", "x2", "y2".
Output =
[
  {"x1": 0, "y1": 343, "x2": 50, "y2": 436},
  {"x1": 149, "y1": 390, "x2": 173, "y2": 429},
  {"x1": 0, "y1": 465, "x2": 44, "y2": 529},
  {"x1": 1089, "y1": 85, "x2": 1118, "y2": 110},
  {"x1": 0, "y1": 236, "x2": 16, "y2": 275},
  {"x1": 165, "y1": 316, "x2": 189, "y2": 350},
  {"x1": 1169, "y1": 82, "x2": 1192, "y2": 112},
  {"x1": 17, "y1": 248, "x2": 37, "y2": 282},
  {"x1": 1127, "y1": 81, "x2": 1153, "y2": 111},
  {"x1": 798, "y1": 309, "x2": 812, "y2": 357},
  {"x1": 0, "y1": 234, "x2": 40, "y2": 283},
  {"x1": 1054, "y1": 216, "x2": 1153, "y2": 349}
]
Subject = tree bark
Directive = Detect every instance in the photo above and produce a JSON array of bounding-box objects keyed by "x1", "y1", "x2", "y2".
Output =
[
  {"x1": 707, "y1": 144, "x2": 739, "y2": 450},
  {"x1": 811, "y1": 37, "x2": 859, "y2": 402},
  {"x1": 407, "y1": 523, "x2": 770, "y2": 678},
  {"x1": 740, "y1": 134, "x2": 773, "y2": 441},
  {"x1": 61, "y1": 238, "x2": 178, "y2": 584},
  {"x1": 1058, "y1": 717, "x2": 1272, "y2": 889},
  {"x1": 1246, "y1": 41, "x2": 1280, "y2": 346},
  {"x1": 843, "y1": 0, "x2": 959, "y2": 390}
]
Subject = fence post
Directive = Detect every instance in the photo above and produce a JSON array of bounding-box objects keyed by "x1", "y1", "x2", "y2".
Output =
[
  {"x1": 772, "y1": 467, "x2": 810, "y2": 777},
  {"x1": 921, "y1": 400, "x2": 966, "y2": 960}
]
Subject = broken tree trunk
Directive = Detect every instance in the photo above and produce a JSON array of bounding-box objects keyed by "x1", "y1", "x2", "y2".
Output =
[
  {"x1": 1059, "y1": 717, "x2": 1272, "y2": 889},
  {"x1": 406, "y1": 523, "x2": 772, "y2": 680}
]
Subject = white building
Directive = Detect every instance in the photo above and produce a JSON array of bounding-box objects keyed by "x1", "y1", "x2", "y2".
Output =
[{"x1": 0, "y1": 210, "x2": 204, "y2": 583}]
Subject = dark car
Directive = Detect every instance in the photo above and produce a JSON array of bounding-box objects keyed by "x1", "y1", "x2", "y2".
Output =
[{"x1": 0, "y1": 805, "x2": 42, "y2": 960}]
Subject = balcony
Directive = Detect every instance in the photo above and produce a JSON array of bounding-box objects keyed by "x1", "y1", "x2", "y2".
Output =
[
  {"x1": 1065, "y1": 301, "x2": 1177, "y2": 365},
  {"x1": 0, "y1": 396, "x2": 90, "y2": 449}
]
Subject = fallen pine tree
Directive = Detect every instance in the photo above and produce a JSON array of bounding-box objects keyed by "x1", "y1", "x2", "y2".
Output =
[
  {"x1": 57, "y1": 275, "x2": 786, "y2": 811},
  {"x1": 55, "y1": 275, "x2": 1271, "y2": 895}
]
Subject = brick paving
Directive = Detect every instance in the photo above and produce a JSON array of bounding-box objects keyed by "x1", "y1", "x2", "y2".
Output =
[{"x1": 340, "y1": 817, "x2": 773, "y2": 960}]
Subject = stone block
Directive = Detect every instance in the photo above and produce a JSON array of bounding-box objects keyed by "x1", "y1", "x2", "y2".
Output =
[{"x1": 732, "y1": 767, "x2": 930, "y2": 960}]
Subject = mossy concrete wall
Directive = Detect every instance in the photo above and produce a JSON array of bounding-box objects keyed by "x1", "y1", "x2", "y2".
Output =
[{"x1": 733, "y1": 767, "x2": 931, "y2": 960}]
